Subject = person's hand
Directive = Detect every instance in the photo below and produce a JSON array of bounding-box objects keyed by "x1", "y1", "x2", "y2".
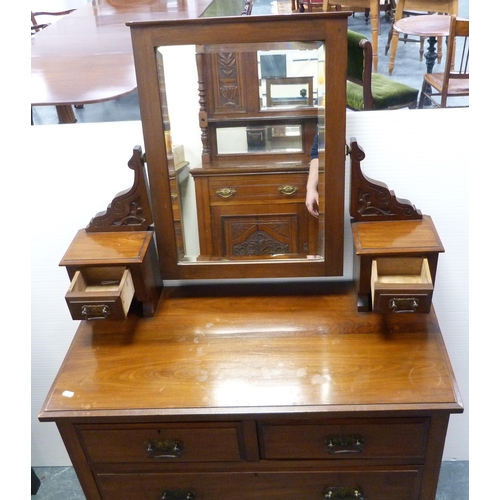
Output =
[{"x1": 306, "y1": 187, "x2": 319, "y2": 218}]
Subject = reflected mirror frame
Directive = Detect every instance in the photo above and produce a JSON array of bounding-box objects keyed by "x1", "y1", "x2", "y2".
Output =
[{"x1": 128, "y1": 13, "x2": 348, "y2": 281}]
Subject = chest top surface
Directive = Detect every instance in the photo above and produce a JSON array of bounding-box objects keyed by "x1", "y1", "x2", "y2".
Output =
[{"x1": 40, "y1": 283, "x2": 461, "y2": 420}]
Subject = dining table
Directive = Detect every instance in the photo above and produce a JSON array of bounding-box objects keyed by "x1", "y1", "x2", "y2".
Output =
[
  {"x1": 31, "y1": 0, "x2": 217, "y2": 124},
  {"x1": 388, "y1": 14, "x2": 452, "y2": 76}
]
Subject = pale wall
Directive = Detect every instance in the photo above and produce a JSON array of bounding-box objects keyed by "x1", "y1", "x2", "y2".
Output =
[{"x1": 31, "y1": 108, "x2": 469, "y2": 465}]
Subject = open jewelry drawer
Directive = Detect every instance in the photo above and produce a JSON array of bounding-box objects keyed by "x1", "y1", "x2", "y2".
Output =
[
  {"x1": 65, "y1": 266, "x2": 135, "y2": 320},
  {"x1": 371, "y1": 257, "x2": 433, "y2": 313}
]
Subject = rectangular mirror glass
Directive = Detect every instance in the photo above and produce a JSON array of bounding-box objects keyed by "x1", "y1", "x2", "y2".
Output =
[{"x1": 129, "y1": 14, "x2": 348, "y2": 280}]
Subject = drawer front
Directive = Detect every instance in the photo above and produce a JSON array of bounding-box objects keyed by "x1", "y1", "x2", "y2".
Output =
[
  {"x1": 78, "y1": 423, "x2": 245, "y2": 463},
  {"x1": 260, "y1": 419, "x2": 428, "y2": 460},
  {"x1": 97, "y1": 468, "x2": 422, "y2": 500},
  {"x1": 373, "y1": 292, "x2": 433, "y2": 314},
  {"x1": 371, "y1": 258, "x2": 433, "y2": 313},
  {"x1": 208, "y1": 173, "x2": 307, "y2": 205},
  {"x1": 65, "y1": 268, "x2": 134, "y2": 320}
]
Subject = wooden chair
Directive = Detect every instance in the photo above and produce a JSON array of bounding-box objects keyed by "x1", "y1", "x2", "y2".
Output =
[
  {"x1": 387, "y1": 0, "x2": 458, "y2": 75},
  {"x1": 346, "y1": 30, "x2": 419, "y2": 110},
  {"x1": 418, "y1": 15, "x2": 468, "y2": 108}
]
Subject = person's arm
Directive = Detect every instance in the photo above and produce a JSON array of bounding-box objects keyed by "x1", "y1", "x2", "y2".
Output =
[{"x1": 306, "y1": 157, "x2": 319, "y2": 218}]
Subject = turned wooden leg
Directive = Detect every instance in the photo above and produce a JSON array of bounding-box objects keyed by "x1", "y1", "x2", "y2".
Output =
[
  {"x1": 56, "y1": 104, "x2": 77, "y2": 124},
  {"x1": 388, "y1": 29, "x2": 399, "y2": 75}
]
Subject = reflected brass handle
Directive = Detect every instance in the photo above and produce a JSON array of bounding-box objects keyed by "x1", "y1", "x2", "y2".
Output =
[
  {"x1": 216, "y1": 187, "x2": 237, "y2": 198},
  {"x1": 161, "y1": 490, "x2": 195, "y2": 500},
  {"x1": 145, "y1": 439, "x2": 184, "y2": 459},
  {"x1": 81, "y1": 304, "x2": 110, "y2": 321},
  {"x1": 278, "y1": 184, "x2": 299, "y2": 196},
  {"x1": 389, "y1": 297, "x2": 419, "y2": 313},
  {"x1": 325, "y1": 435, "x2": 364, "y2": 454},
  {"x1": 324, "y1": 486, "x2": 364, "y2": 499}
]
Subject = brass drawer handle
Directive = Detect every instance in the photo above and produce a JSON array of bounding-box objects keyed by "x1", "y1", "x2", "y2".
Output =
[
  {"x1": 324, "y1": 486, "x2": 364, "y2": 499},
  {"x1": 278, "y1": 184, "x2": 299, "y2": 196},
  {"x1": 325, "y1": 434, "x2": 364, "y2": 454},
  {"x1": 389, "y1": 297, "x2": 419, "y2": 313},
  {"x1": 145, "y1": 439, "x2": 184, "y2": 459},
  {"x1": 81, "y1": 304, "x2": 110, "y2": 321},
  {"x1": 216, "y1": 187, "x2": 237, "y2": 198},
  {"x1": 161, "y1": 490, "x2": 195, "y2": 500}
]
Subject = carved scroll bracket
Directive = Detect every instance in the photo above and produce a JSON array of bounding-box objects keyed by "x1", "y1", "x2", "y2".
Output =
[
  {"x1": 86, "y1": 146, "x2": 154, "y2": 232},
  {"x1": 349, "y1": 138, "x2": 422, "y2": 222}
]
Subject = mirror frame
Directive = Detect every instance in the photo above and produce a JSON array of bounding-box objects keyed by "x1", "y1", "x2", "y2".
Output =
[{"x1": 128, "y1": 13, "x2": 349, "y2": 280}]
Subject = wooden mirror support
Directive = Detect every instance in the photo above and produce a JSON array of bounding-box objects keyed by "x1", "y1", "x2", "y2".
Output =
[
  {"x1": 349, "y1": 139, "x2": 422, "y2": 222},
  {"x1": 86, "y1": 146, "x2": 154, "y2": 232}
]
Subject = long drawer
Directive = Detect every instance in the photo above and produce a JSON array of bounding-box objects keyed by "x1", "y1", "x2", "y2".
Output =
[
  {"x1": 77, "y1": 423, "x2": 246, "y2": 463},
  {"x1": 96, "y1": 468, "x2": 423, "y2": 500},
  {"x1": 259, "y1": 418, "x2": 429, "y2": 460},
  {"x1": 208, "y1": 173, "x2": 307, "y2": 205}
]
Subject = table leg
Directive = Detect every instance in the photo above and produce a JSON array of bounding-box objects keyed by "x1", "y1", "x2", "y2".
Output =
[
  {"x1": 56, "y1": 104, "x2": 77, "y2": 124},
  {"x1": 424, "y1": 36, "x2": 438, "y2": 74},
  {"x1": 422, "y1": 36, "x2": 437, "y2": 106}
]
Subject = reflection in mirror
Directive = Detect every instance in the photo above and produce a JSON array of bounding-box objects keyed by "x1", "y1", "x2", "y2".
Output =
[
  {"x1": 216, "y1": 125, "x2": 303, "y2": 154},
  {"x1": 258, "y1": 47, "x2": 323, "y2": 110},
  {"x1": 156, "y1": 41, "x2": 326, "y2": 264}
]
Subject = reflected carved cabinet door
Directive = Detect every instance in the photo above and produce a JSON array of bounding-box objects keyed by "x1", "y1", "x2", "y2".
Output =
[{"x1": 191, "y1": 167, "x2": 318, "y2": 258}]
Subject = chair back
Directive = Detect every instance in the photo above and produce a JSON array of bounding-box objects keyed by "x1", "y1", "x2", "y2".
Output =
[
  {"x1": 393, "y1": 0, "x2": 458, "y2": 20},
  {"x1": 441, "y1": 16, "x2": 469, "y2": 103},
  {"x1": 347, "y1": 30, "x2": 374, "y2": 109}
]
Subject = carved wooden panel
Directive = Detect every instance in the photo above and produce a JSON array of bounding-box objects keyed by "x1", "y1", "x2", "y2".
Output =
[
  {"x1": 210, "y1": 52, "x2": 249, "y2": 115},
  {"x1": 213, "y1": 205, "x2": 310, "y2": 258}
]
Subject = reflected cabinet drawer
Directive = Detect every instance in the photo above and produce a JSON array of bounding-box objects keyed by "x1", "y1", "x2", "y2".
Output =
[
  {"x1": 259, "y1": 419, "x2": 429, "y2": 460},
  {"x1": 208, "y1": 173, "x2": 307, "y2": 204},
  {"x1": 65, "y1": 267, "x2": 134, "y2": 320},
  {"x1": 96, "y1": 468, "x2": 423, "y2": 500},
  {"x1": 77, "y1": 423, "x2": 246, "y2": 463},
  {"x1": 371, "y1": 258, "x2": 434, "y2": 314}
]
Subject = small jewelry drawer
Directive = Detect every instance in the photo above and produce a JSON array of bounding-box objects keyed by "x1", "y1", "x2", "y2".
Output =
[
  {"x1": 77, "y1": 423, "x2": 245, "y2": 463},
  {"x1": 65, "y1": 266, "x2": 134, "y2": 321},
  {"x1": 259, "y1": 418, "x2": 428, "y2": 460},
  {"x1": 371, "y1": 257, "x2": 434, "y2": 313}
]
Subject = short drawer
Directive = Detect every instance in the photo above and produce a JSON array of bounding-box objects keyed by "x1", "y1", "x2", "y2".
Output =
[
  {"x1": 96, "y1": 468, "x2": 422, "y2": 500},
  {"x1": 77, "y1": 423, "x2": 245, "y2": 463},
  {"x1": 371, "y1": 258, "x2": 433, "y2": 313},
  {"x1": 259, "y1": 418, "x2": 428, "y2": 460},
  {"x1": 65, "y1": 267, "x2": 134, "y2": 320},
  {"x1": 208, "y1": 173, "x2": 307, "y2": 204}
]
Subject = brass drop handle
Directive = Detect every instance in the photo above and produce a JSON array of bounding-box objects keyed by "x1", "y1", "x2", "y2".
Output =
[
  {"x1": 161, "y1": 489, "x2": 195, "y2": 500},
  {"x1": 145, "y1": 439, "x2": 184, "y2": 459},
  {"x1": 325, "y1": 434, "x2": 364, "y2": 454},
  {"x1": 216, "y1": 187, "x2": 237, "y2": 199},
  {"x1": 278, "y1": 184, "x2": 299, "y2": 196},
  {"x1": 389, "y1": 297, "x2": 419, "y2": 313},
  {"x1": 324, "y1": 486, "x2": 364, "y2": 499},
  {"x1": 81, "y1": 304, "x2": 110, "y2": 321}
]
